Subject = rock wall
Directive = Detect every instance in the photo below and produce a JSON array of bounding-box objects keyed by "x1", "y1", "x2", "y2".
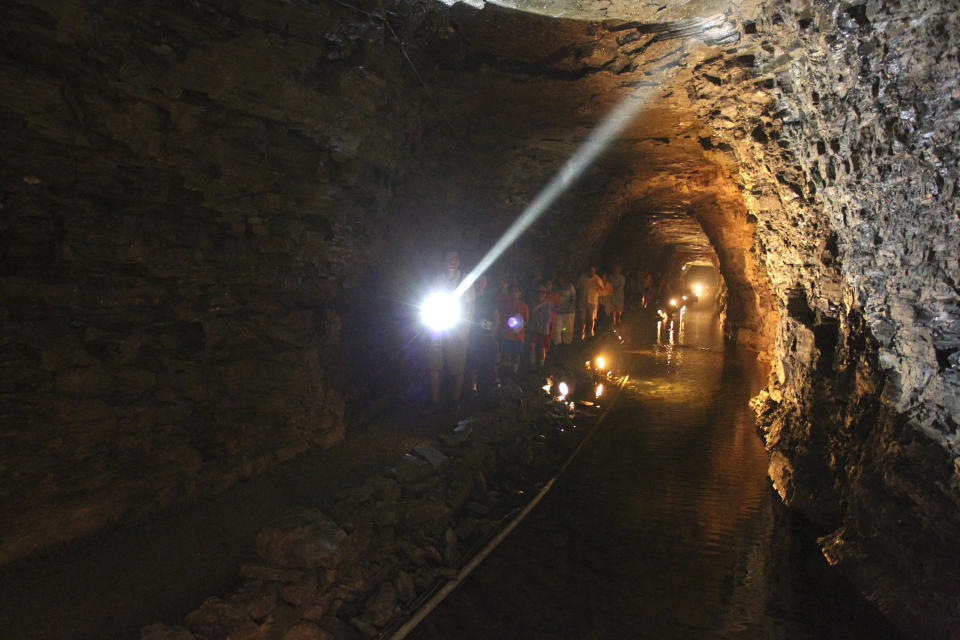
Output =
[
  {"x1": 0, "y1": 0, "x2": 435, "y2": 564},
  {"x1": 687, "y1": 0, "x2": 960, "y2": 633}
]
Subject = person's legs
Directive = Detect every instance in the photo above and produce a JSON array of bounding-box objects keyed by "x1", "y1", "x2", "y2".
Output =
[
  {"x1": 587, "y1": 303, "x2": 597, "y2": 336},
  {"x1": 555, "y1": 313, "x2": 568, "y2": 344}
]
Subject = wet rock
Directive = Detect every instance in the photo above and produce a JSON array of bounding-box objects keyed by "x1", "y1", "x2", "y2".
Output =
[
  {"x1": 318, "y1": 617, "x2": 363, "y2": 640},
  {"x1": 245, "y1": 593, "x2": 278, "y2": 622},
  {"x1": 391, "y1": 456, "x2": 435, "y2": 484},
  {"x1": 444, "y1": 461, "x2": 476, "y2": 510},
  {"x1": 349, "y1": 616, "x2": 379, "y2": 639},
  {"x1": 423, "y1": 545, "x2": 443, "y2": 566},
  {"x1": 228, "y1": 580, "x2": 278, "y2": 621},
  {"x1": 184, "y1": 597, "x2": 259, "y2": 640},
  {"x1": 403, "y1": 499, "x2": 450, "y2": 526},
  {"x1": 397, "y1": 539, "x2": 427, "y2": 566},
  {"x1": 281, "y1": 572, "x2": 318, "y2": 606},
  {"x1": 256, "y1": 510, "x2": 348, "y2": 569},
  {"x1": 370, "y1": 502, "x2": 399, "y2": 527},
  {"x1": 394, "y1": 570, "x2": 417, "y2": 604},
  {"x1": 443, "y1": 528, "x2": 460, "y2": 566},
  {"x1": 359, "y1": 581, "x2": 397, "y2": 627},
  {"x1": 412, "y1": 444, "x2": 448, "y2": 468},
  {"x1": 257, "y1": 603, "x2": 295, "y2": 639}
]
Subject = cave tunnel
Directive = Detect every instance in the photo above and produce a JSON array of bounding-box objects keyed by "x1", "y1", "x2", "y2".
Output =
[{"x1": 1, "y1": 0, "x2": 958, "y2": 638}]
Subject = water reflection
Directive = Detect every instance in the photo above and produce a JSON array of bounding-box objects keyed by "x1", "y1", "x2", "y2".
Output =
[{"x1": 413, "y1": 310, "x2": 899, "y2": 640}]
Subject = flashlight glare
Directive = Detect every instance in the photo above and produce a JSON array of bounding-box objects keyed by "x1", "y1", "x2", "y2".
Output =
[
  {"x1": 694, "y1": 284, "x2": 704, "y2": 295},
  {"x1": 420, "y1": 292, "x2": 461, "y2": 331},
  {"x1": 595, "y1": 383, "x2": 604, "y2": 398},
  {"x1": 669, "y1": 299, "x2": 678, "y2": 307}
]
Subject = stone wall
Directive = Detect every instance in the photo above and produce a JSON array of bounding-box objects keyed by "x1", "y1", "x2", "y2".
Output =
[
  {"x1": 687, "y1": 0, "x2": 960, "y2": 632},
  {"x1": 0, "y1": 0, "x2": 434, "y2": 564}
]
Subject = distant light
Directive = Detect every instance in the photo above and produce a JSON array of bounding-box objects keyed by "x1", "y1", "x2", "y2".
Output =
[
  {"x1": 595, "y1": 383, "x2": 604, "y2": 398},
  {"x1": 669, "y1": 299, "x2": 678, "y2": 307},
  {"x1": 682, "y1": 295, "x2": 688, "y2": 301},
  {"x1": 542, "y1": 383, "x2": 552, "y2": 393},
  {"x1": 596, "y1": 356, "x2": 606, "y2": 370},
  {"x1": 420, "y1": 292, "x2": 461, "y2": 331},
  {"x1": 507, "y1": 315, "x2": 523, "y2": 330},
  {"x1": 558, "y1": 381, "x2": 570, "y2": 396},
  {"x1": 693, "y1": 284, "x2": 704, "y2": 296}
]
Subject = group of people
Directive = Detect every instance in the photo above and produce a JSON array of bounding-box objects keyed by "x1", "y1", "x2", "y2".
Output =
[{"x1": 426, "y1": 248, "x2": 627, "y2": 410}]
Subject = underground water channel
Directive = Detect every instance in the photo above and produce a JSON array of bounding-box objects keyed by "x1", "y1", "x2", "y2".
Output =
[{"x1": 407, "y1": 307, "x2": 901, "y2": 639}]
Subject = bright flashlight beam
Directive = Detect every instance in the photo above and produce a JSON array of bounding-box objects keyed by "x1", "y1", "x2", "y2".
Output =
[{"x1": 453, "y1": 87, "x2": 661, "y2": 298}]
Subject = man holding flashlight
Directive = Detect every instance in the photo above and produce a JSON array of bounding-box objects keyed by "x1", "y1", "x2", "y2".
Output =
[{"x1": 427, "y1": 248, "x2": 474, "y2": 411}]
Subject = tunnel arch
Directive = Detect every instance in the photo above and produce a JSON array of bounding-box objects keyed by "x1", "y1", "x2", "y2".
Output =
[{"x1": 0, "y1": 0, "x2": 957, "y2": 635}]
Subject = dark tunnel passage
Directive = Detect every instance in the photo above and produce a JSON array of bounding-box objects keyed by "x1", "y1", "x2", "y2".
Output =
[{"x1": 1, "y1": 0, "x2": 959, "y2": 638}]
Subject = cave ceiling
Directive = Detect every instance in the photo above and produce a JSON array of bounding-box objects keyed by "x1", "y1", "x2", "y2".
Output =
[
  {"x1": 446, "y1": 0, "x2": 738, "y2": 23},
  {"x1": 412, "y1": 1, "x2": 741, "y2": 266}
]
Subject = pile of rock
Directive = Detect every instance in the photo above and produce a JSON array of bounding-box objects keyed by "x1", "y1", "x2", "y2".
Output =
[{"x1": 142, "y1": 373, "x2": 600, "y2": 640}]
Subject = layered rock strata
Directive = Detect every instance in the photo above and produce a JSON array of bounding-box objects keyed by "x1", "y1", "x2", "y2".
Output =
[
  {"x1": 0, "y1": 0, "x2": 423, "y2": 563},
  {"x1": 681, "y1": 0, "x2": 960, "y2": 633}
]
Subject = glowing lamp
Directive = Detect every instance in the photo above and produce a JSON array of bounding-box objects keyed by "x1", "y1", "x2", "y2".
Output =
[
  {"x1": 507, "y1": 315, "x2": 523, "y2": 329},
  {"x1": 682, "y1": 295, "x2": 688, "y2": 301},
  {"x1": 557, "y1": 381, "x2": 569, "y2": 397},
  {"x1": 596, "y1": 356, "x2": 606, "y2": 370},
  {"x1": 669, "y1": 298, "x2": 677, "y2": 307},
  {"x1": 693, "y1": 284, "x2": 703, "y2": 296},
  {"x1": 420, "y1": 292, "x2": 461, "y2": 331},
  {"x1": 595, "y1": 383, "x2": 604, "y2": 398}
]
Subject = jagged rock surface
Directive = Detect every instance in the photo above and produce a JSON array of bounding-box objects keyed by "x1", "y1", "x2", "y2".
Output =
[
  {"x1": 684, "y1": 0, "x2": 960, "y2": 634},
  {"x1": 140, "y1": 374, "x2": 599, "y2": 640}
]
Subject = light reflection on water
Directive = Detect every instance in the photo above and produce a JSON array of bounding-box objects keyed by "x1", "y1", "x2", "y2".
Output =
[{"x1": 413, "y1": 309, "x2": 899, "y2": 640}]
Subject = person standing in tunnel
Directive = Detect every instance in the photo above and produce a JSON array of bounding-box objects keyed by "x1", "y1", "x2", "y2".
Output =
[
  {"x1": 575, "y1": 268, "x2": 589, "y2": 339},
  {"x1": 427, "y1": 247, "x2": 474, "y2": 411},
  {"x1": 610, "y1": 265, "x2": 626, "y2": 328},
  {"x1": 527, "y1": 284, "x2": 553, "y2": 370},
  {"x1": 466, "y1": 273, "x2": 500, "y2": 396},
  {"x1": 583, "y1": 266, "x2": 604, "y2": 338},
  {"x1": 498, "y1": 284, "x2": 528, "y2": 374},
  {"x1": 553, "y1": 273, "x2": 576, "y2": 347}
]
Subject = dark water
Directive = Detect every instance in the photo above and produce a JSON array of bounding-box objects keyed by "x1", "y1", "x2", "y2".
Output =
[{"x1": 412, "y1": 308, "x2": 900, "y2": 639}]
